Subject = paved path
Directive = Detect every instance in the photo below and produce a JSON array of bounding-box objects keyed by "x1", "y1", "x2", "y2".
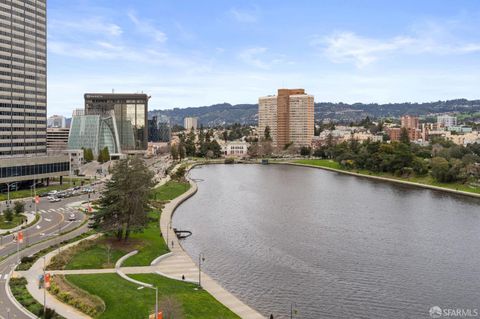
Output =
[
  {"x1": 7, "y1": 162, "x2": 265, "y2": 319},
  {"x1": 16, "y1": 234, "x2": 101, "y2": 319},
  {"x1": 157, "y1": 168, "x2": 265, "y2": 319}
]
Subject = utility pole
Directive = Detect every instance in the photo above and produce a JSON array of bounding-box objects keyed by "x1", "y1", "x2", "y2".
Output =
[
  {"x1": 43, "y1": 256, "x2": 46, "y2": 318},
  {"x1": 198, "y1": 253, "x2": 205, "y2": 288}
]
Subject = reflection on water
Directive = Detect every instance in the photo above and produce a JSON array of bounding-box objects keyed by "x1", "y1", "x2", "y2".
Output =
[{"x1": 174, "y1": 164, "x2": 480, "y2": 319}]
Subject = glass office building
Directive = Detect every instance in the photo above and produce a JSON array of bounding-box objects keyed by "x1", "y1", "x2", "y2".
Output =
[
  {"x1": 68, "y1": 110, "x2": 121, "y2": 156},
  {"x1": 148, "y1": 115, "x2": 171, "y2": 142},
  {"x1": 84, "y1": 94, "x2": 149, "y2": 151}
]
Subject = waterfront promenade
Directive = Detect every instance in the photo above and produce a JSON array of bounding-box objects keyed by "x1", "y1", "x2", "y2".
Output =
[{"x1": 157, "y1": 168, "x2": 265, "y2": 319}]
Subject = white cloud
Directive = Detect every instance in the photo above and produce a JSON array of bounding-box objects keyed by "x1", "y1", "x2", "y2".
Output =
[
  {"x1": 229, "y1": 8, "x2": 258, "y2": 23},
  {"x1": 238, "y1": 47, "x2": 287, "y2": 69},
  {"x1": 50, "y1": 18, "x2": 122, "y2": 38},
  {"x1": 315, "y1": 22, "x2": 480, "y2": 68},
  {"x1": 127, "y1": 12, "x2": 167, "y2": 43}
]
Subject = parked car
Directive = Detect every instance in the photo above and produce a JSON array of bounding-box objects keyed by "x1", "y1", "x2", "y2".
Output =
[
  {"x1": 48, "y1": 190, "x2": 58, "y2": 196},
  {"x1": 38, "y1": 192, "x2": 49, "y2": 197}
]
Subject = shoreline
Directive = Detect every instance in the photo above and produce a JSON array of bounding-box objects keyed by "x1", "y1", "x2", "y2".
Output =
[
  {"x1": 159, "y1": 163, "x2": 265, "y2": 319},
  {"x1": 278, "y1": 161, "x2": 480, "y2": 199}
]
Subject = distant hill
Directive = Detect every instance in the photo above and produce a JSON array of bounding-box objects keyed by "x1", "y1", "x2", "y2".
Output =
[{"x1": 151, "y1": 99, "x2": 480, "y2": 126}]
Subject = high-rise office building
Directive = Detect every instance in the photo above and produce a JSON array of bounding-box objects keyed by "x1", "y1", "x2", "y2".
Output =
[
  {"x1": 148, "y1": 115, "x2": 171, "y2": 142},
  {"x1": 184, "y1": 117, "x2": 198, "y2": 131},
  {"x1": 259, "y1": 89, "x2": 314, "y2": 148},
  {"x1": 0, "y1": 0, "x2": 69, "y2": 184},
  {"x1": 47, "y1": 127, "x2": 70, "y2": 153},
  {"x1": 84, "y1": 93, "x2": 149, "y2": 151}
]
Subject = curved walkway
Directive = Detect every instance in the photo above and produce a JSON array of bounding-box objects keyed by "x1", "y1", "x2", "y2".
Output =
[
  {"x1": 156, "y1": 167, "x2": 265, "y2": 319},
  {"x1": 12, "y1": 163, "x2": 264, "y2": 319}
]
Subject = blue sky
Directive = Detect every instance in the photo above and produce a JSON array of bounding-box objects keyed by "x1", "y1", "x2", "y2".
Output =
[{"x1": 48, "y1": 0, "x2": 480, "y2": 116}]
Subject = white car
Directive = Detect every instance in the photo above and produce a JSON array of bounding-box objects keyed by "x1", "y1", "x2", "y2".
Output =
[
  {"x1": 68, "y1": 213, "x2": 76, "y2": 221},
  {"x1": 49, "y1": 197, "x2": 61, "y2": 203}
]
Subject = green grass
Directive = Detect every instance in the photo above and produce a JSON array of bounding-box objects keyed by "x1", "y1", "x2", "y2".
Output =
[
  {"x1": 121, "y1": 211, "x2": 169, "y2": 267},
  {"x1": 62, "y1": 180, "x2": 191, "y2": 269},
  {"x1": 150, "y1": 180, "x2": 191, "y2": 202},
  {"x1": 66, "y1": 273, "x2": 239, "y2": 319},
  {"x1": 294, "y1": 159, "x2": 342, "y2": 170},
  {"x1": 17, "y1": 231, "x2": 95, "y2": 271},
  {"x1": 0, "y1": 213, "x2": 26, "y2": 229},
  {"x1": 292, "y1": 159, "x2": 480, "y2": 195},
  {"x1": 64, "y1": 238, "x2": 130, "y2": 270}
]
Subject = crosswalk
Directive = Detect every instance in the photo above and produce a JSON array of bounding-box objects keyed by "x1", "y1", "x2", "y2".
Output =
[{"x1": 30, "y1": 207, "x2": 81, "y2": 215}]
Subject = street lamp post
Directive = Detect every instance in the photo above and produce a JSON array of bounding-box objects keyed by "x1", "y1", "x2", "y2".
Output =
[
  {"x1": 43, "y1": 256, "x2": 46, "y2": 318},
  {"x1": 166, "y1": 221, "x2": 172, "y2": 249},
  {"x1": 290, "y1": 302, "x2": 297, "y2": 319},
  {"x1": 198, "y1": 252, "x2": 205, "y2": 288},
  {"x1": 138, "y1": 286, "x2": 158, "y2": 319}
]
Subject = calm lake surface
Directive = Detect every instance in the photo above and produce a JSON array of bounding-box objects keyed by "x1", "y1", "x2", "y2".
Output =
[{"x1": 173, "y1": 164, "x2": 480, "y2": 319}]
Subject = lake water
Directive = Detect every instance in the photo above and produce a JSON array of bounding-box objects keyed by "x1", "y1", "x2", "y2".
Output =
[{"x1": 173, "y1": 164, "x2": 480, "y2": 318}]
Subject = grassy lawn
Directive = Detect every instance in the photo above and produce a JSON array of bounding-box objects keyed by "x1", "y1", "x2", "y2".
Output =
[
  {"x1": 292, "y1": 159, "x2": 480, "y2": 195},
  {"x1": 151, "y1": 180, "x2": 190, "y2": 202},
  {"x1": 63, "y1": 237, "x2": 132, "y2": 270},
  {"x1": 0, "y1": 213, "x2": 26, "y2": 229},
  {"x1": 294, "y1": 159, "x2": 342, "y2": 170},
  {"x1": 59, "y1": 180, "x2": 190, "y2": 269},
  {"x1": 66, "y1": 273, "x2": 239, "y2": 319}
]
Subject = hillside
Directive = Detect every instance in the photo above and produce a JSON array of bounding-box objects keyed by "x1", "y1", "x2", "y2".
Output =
[{"x1": 149, "y1": 99, "x2": 480, "y2": 126}]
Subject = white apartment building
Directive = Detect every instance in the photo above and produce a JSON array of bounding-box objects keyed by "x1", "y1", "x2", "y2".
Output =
[
  {"x1": 184, "y1": 117, "x2": 198, "y2": 131},
  {"x1": 437, "y1": 115, "x2": 457, "y2": 128},
  {"x1": 222, "y1": 142, "x2": 249, "y2": 157}
]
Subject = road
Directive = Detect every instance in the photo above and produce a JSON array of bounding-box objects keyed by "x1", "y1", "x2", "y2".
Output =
[{"x1": 0, "y1": 185, "x2": 102, "y2": 319}]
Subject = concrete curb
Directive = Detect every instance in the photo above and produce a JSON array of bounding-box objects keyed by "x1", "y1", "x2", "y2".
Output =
[
  {"x1": 150, "y1": 251, "x2": 173, "y2": 266},
  {"x1": 0, "y1": 212, "x2": 40, "y2": 236},
  {"x1": 114, "y1": 250, "x2": 138, "y2": 269},
  {"x1": 115, "y1": 250, "x2": 154, "y2": 287},
  {"x1": 283, "y1": 162, "x2": 480, "y2": 199},
  {"x1": 5, "y1": 268, "x2": 37, "y2": 319},
  {"x1": 159, "y1": 163, "x2": 265, "y2": 318}
]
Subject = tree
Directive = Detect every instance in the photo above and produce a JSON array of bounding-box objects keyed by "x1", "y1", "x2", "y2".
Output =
[
  {"x1": 84, "y1": 148, "x2": 94, "y2": 162},
  {"x1": 430, "y1": 157, "x2": 450, "y2": 182},
  {"x1": 300, "y1": 146, "x2": 312, "y2": 157},
  {"x1": 13, "y1": 201, "x2": 25, "y2": 216},
  {"x1": 95, "y1": 157, "x2": 154, "y2": 241},
  {"x1": 158, "y1": 297, "x2": 184, "y2": 319},
  {"x1": 178, "y1": 142, "x2": 186, "y2": 159},
  {"x1": 170, "y1": 144, "x2": 179, "y2": 160},
  {"x1": 264, "y1": 126, "x2": 272, "y2": 141},
  {"x1": 4, "y1": 208, "x2": 13, "y2": 222},
  {"x1": 97, "y1": 147, "x2": 110, "y2": 163},
  {"x1": 399, "y1": 128, "x2": 410, "y2": 144}
]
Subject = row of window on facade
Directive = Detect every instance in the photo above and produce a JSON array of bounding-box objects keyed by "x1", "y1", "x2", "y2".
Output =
[{"x1": 0, "y1": 161, "x2": 69, "y2": 178}]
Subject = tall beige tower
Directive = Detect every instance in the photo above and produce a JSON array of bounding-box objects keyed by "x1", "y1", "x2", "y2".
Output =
[{"x1": 259, "y1": 89, "x2": 314, "y2": 149}]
